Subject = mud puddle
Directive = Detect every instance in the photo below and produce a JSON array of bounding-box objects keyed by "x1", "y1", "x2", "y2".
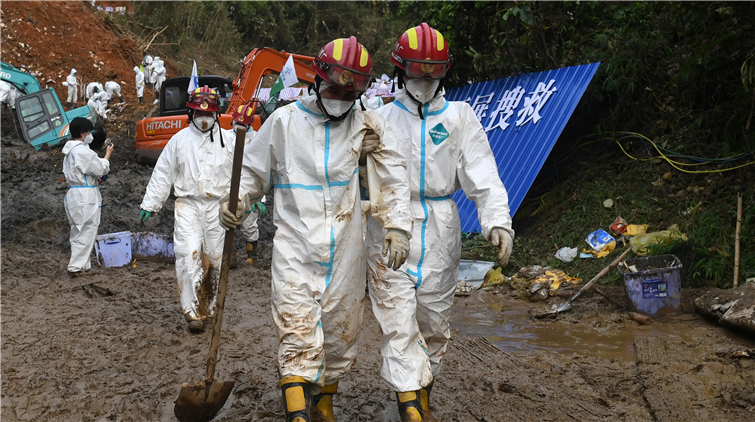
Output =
[{"x1": 452, "y1": 292, "x2": 755, "y2": 362}]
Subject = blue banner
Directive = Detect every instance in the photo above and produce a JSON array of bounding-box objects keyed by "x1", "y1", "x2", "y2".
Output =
[{"x1": 445, "y1": 62, "x2": 600, "y2": 233}]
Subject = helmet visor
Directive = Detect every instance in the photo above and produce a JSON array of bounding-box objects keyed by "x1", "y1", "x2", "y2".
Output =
[
  {"x1": 320, "y1": 63, "x2": 372, "y2": 92},
  {"x1": 404, "y1": 59, "x2": 448, "y2": 80}
]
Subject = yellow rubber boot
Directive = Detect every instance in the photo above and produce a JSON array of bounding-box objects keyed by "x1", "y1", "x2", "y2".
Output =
[
  {"x1": 245, "y1": 241, "x2": 258, "y2": 265},
  {"x1": 420, "y1": 382, "x2": 439, "y2": 422},
  {"x1": 396, "y1": 391, "x2": 424, "y2": 422},
  {"x1": 280, "y1": 376, "x2": 311, "y2": 422},
  {"x1": 311, "y1": 382, "x2": 338, "y2": 421}
]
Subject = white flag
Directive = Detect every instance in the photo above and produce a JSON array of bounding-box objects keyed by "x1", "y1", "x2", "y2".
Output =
[
  {"x1": 280, "y1": 55, "x2": 298, "y2": 88},
  {"x1": 187, "y1": 60, "x2": 199, "y2": 93}
]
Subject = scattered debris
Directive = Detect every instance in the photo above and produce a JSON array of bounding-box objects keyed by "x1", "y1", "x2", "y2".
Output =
[
  {"x1": 554, "y1": 246, "x2": 578, "y2": 263},
  {"x1": 629, "y1": 224, "x2": 687, "y2": 255},
  {"x1": 695, "y1": 282, "x2": 755, "y2": 334},
  {"x1": 629, "y1": 311, "x2": 653, "y2": 325}
]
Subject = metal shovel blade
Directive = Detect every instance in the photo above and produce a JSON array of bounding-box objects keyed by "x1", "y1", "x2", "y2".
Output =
[{"x1": 174, "y1": 379, "x2": 235, "y2": 422}]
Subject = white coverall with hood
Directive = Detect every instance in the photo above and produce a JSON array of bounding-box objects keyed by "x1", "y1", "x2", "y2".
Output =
[
  {"x1": 153, "y1": 62, "x2": 166, "y2": 92},
  {"x1": 150, "y1": 57, "x2": 161, "y2": 85},
  {"x1": 142, "y1": 54, "x2": 153, "y2": 84},
  {"x1": 366, "y1": 88, "x2": 514, "y2": 392},
  {"x1": 105, "y1": 81, "x2": 122, "y2": 100},
  {"x1": 66, "y1": 69, "x2": 78, "y2": 104},
  {"x1": 0, "y1": 80, "x2": 19, "y2": 109},
  {"x1": 62, "y1": 139, "x2": 111, "y2": 272},
  {"x1": 134, "y1": 67, "x2": 145, "y2": 98},
  {"x1": 140, "y1": 121, "x2": 233, "y2": 322},
  {"x1": 87, "y1": 91, "x2": 109, "y2": 118},
  {"x1": 86, "y1": 82, "x2": 104, "y2": 100},
  {"x1": 237, "y1": 96, "x2": 412, "y2": 386}
]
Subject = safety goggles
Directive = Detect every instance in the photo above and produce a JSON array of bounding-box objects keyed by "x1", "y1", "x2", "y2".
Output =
[
  {"x1": 189, "y1": 92, "x2": 218, "y2": 109},
  {"x1": 404, "y1": 59, "x2": 449, "y2": 80},
  {"x1": 315, "y1": 61, "x2": 372, "y2": 92}
]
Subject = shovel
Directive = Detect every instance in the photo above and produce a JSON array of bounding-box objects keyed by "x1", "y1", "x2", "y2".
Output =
[
  {"x1": 174, "y1": 126, "x2": 247, "y2": 422},
  {"x1": 535, "y1": 247, "x2": 631, "y2": 318}
]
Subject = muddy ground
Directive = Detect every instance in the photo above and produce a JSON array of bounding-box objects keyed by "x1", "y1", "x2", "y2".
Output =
[{"x1": 2, "y1": 112, "x2": 755, "y2": 422}]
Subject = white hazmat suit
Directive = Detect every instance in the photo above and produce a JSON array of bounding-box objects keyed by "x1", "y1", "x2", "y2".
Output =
[
  {"x1": 236, "y1": 96, "x2": 412, "y2": 386},
  {"x1": 366, "y1": 88, "x2": 514, "y2": 392},
  {"x1": 0, "y1": 80, "x2": 19, "y2": 109},
  {"x1": 105, "y1": 81, "x2": 122, "y2": 100},
  {"x1": 142, "y1": 54, "x2": 153, "y2": 85},
  {"x1": 140, "y1": 120, "x2": 233, "y2": 322},
  {"x1": 62, "y1": 139, "x2": 111, "y2": 272},
  {"x1": 134, "y1": 66, "x2": 145, "y2": 99},
  {"x1": 153, "y1": 62, "x2": 166, "y2": 92},
  {"x1": 66, "y1": 69, "x2": 78, "y2": 104},
  {"x1": 87, "y1": 91, "x2": 109, "y2": 118},
  {"x1": 86, "y1": 82, "x2": 104, "y2": 100}
]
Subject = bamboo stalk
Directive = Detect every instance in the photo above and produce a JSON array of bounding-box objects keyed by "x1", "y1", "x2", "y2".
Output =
[{"x1": 734, "y1": 193, "x2": 742, "y2": 288}]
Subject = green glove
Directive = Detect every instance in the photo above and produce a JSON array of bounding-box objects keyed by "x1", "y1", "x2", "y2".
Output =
[
  {"x1": 252, "y1": 202, "x2": 268, "y2": 218},
  {"x1": 138, "y1": 209, "x2": 152, "y2": 225}
]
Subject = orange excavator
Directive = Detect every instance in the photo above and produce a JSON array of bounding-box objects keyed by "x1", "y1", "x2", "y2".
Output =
[{"x1": 134, "y1": 48, "x2": 316, "y2": 162}]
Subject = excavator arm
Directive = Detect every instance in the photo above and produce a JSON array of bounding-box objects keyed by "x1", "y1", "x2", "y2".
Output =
[
  {"x1": 1, "y1": 61, "x2": 42, "y2": 94},
  {"x1": 228, "y1": 48, "x2": 316, "y2": 113}
]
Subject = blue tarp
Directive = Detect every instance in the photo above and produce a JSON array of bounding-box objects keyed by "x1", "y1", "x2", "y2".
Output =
[{"x1": 445, "y1": 62, "x2": 600, "y2": 233}]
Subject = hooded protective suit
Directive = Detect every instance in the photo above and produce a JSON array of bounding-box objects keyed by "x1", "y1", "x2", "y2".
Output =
[
  {"x1": 365, "y1": 88, "x2": 514, "y2": 392},
  {"x1": 140, "y1": 121, "x2": 233, "y2": 322},
  {"x1": 62, "y1": 139, "x2": 111, "y2": 272},
  {"x1": 236, "y1": 95, "x2": 412, "y2": 386},
  {"x1": 87, "y1": 91, "x2": 108, "y2": 118},
  {"x1": 105, "y1": 81, "x2": 122, "y2": 100},
  {"x1": 142, "y1": 54, "x2": 153, "y2": 84},
  {"x1": 134, "y1": 66, "x2": 145, "y2": 98},
  {"x1": 153, "y1": 62, "x2": 166, "y2": 92},
  {"x1": 0, "y1": 80, "x2": 19, "y2": 109},
  {"x1": 150, "y1": 57, "x2": 162, "y2": 85},
  {"x1": 86, "y1": 82, "x2": 104, "y2": 100},
  {"x1": 66, "y1": 69, "x2": 78, "y2": 104}
]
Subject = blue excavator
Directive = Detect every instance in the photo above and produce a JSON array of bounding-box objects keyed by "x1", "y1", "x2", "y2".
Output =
[{"x1": 1, "y1": 61, "x2": 106, "y2": 149}]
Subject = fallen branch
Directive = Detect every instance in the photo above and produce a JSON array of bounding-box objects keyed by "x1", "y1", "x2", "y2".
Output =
[{"x1": 141, "y1": 26, "x2": 169, "y2": 52}]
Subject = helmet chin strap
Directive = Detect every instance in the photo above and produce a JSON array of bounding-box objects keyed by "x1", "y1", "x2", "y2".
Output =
[
  {"x1": 313, "y1": 77, "x2": 354, "y2": 122},
  {"x1": 189, "y1": 110, "x2": 223, "y2": 147}
]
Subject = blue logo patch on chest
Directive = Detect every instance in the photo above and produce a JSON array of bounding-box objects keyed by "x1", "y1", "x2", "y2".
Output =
[{"x1": 428, "y1": 123, "x2": 449, "y2": 145}]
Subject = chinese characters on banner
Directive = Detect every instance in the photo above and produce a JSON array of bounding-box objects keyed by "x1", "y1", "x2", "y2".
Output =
[{"x1": 465, "y1": 79, "x2": 558, "y2": 133}]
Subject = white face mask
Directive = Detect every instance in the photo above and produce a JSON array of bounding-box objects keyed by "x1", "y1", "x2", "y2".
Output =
[
  {"x1": 404, "y1": 78, "x2": 440, "y2": 104},
  {"x1": 193, "y1": 115, "x2": 216, "y2": 131},
  {"x1": 320, "y1": 98, "x2": 354, "y2": 117},
  {"x1": 84, "y1": 133, "x2": 94, "y2": 144}
]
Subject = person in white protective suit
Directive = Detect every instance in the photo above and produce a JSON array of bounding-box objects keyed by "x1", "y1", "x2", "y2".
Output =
[
  {"x1": 86, "y1": 81, "x2": 104, "y2": 100},
  {"x1": 363, "y1": 23, "x2": 515, "y2": 422},
  {"x1": 134, "y1": 66, "x2": 145, "y2": 103},
  {"x1": 0, "y1": 80, "x2": 19, "y2": 109},
  {"x1": 142, "y1": 52, "x2": 153, "y2": 87},
  {"x1": 104, "y1": 81, "x2": 123, "y2": 102},
  {"x1": 62, "y1": 117, "x2": 114, "y2": 277},
  {"x1": 138, "y1": 86, "x2": 235, "y2": 334},
  {"x1": 225, "y1": 109, "x2": 269, "y2": 265},
  {"x1": 149, "y1": 56, "x2": 160, "y2": 85},
  {"x1": 65, "y1": 68, "x2": 78, "y2": 109},
  {"x1": 152, "y1": 60, "x2": 166, "y2": 104},
  {"x1": 87, "y1": 87, "x2": 109, "y2": 119},
  {"x1": 219, "y1": 37, "x2": 412, "y2": 422}
]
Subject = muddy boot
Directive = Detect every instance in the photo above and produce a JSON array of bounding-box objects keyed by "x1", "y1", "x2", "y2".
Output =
[
  {"x1": 311, "y1": 382, "x2": 338, "y2": 421},
  {"x1": 245, "y1": 241, "x2": 259, "y2": 265},
  {"x1": 396, "y1": 391, "x2": 424, "y2": 422},
  {"x1": 138, "y1": 97, "x2": 143, "y2": 104},
  {"x1": 187, "y1": 319, "x2": 204, "y2": 334},
  {"x1": 420, "y1": 382, "x2": 438, "y2": 422},
  {"x1": 281, "y1": 376, "x2": 311, "y2": 422}
]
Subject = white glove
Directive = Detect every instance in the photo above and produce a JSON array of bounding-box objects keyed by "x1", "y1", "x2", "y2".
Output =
[
  {"x1": 360, "y1": 128, "x2": 381, "y2": 165},
  {"x1": 383, "y1": 229, "x2": 409, "y2": 271},
  {"x1": 489, "y1": 228, "x2": 514, "y2": 266},
  {"x1": 219, "y1": 195, "x2": 246, "y2": 231}
]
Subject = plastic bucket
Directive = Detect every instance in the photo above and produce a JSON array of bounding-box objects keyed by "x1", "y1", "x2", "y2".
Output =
[{"x1": 618, "y1": 254, "x2": 682, "y2": 316}]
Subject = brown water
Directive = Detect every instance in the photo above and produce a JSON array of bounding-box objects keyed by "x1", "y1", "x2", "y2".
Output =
[{"x1": 452, "y1": 295, "x2": 751, "y2": 363}]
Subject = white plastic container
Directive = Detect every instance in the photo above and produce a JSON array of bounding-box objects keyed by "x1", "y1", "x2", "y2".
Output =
[
  {"x1": 458, "y1": 259, "x2": 495, "y2": 288},
  {"x1": 94, "y1": 231, "x2": 132, "y2": 267}
]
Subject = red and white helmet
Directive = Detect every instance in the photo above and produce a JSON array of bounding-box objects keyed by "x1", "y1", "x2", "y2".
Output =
[
  {"x1": 187, "y1": 85, "x2": 219, "y2": 112},
  {"x1": 313, "y1": 37, "x2": 373, "y2": 92},
  {"x1": 391, "y1": 23, "x2": 451, "y2": 79}
]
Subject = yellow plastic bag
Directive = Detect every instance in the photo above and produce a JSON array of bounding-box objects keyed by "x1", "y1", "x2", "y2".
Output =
[
  {"x1": 626, "y1": 224, "x2": 649, "y2": 236},
  {"x1": 629, "y1": 224, "x2": 687, "y2": 255}
]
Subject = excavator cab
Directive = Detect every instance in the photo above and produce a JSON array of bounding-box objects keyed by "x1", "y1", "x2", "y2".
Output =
[{"x1": 160, "y1": 76, "x2": 234, "y2": 116}]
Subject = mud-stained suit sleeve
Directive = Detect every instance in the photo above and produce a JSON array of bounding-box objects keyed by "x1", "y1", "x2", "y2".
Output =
[
  {"x1": 457, "y1": 104, "x2": 514, "y2": 240},
  {"x1": 140, "y1": 135, "x2": 177, "y2": 213},
  {"x1": 239, "y1": 118, "x2": 274, "y2": 204},
  {"x1": 364, "y1": 110, "x2": 413, "y2": 235}
]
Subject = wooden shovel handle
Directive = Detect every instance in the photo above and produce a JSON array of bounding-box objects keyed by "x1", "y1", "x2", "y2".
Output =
[{"x1": 206, "y1": 127, "x2": 246, "y2": 383}]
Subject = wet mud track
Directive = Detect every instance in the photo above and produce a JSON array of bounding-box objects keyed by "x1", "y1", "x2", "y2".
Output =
[{"x1": 2, "y1": 124, "x2": 755, "y2": 421}]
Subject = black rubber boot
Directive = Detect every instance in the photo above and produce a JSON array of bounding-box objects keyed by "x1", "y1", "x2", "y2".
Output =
[
  {"x1": 281, "y1": 376, "x2": 311, "y2": 422},
  {"x1": 246, "y1": 240, "x2": 259, "y2": 265},
  {"x1": 396, "y1": 391, "x2": 424, "y2": 422},
  {"x1": 420, "y1": 382, "x2": 438, "y2": 422},
  {"x1": 311, "y1": 382, "x2": 338, "y2": 421}
]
